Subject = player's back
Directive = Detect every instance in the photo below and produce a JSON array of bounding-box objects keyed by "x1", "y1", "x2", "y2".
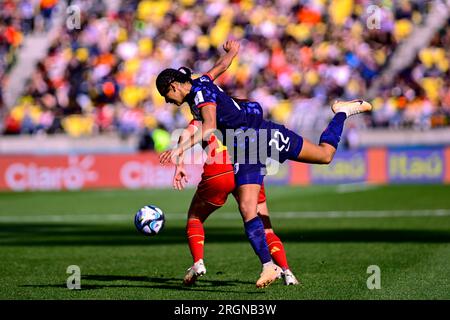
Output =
[{"x1": 236, "y1": 100, "x2": 264, "y2": 129}]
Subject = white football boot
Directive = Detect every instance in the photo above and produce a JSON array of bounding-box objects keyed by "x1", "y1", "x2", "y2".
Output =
[
  {"x1": 256, "y1": 263, "x2": 282, "y2": 288},
  {"x1": 332, "y1": 99, "x2": 373, "y2": 117},
  {"x1": 183, "y1": 259, "x2": 206, "y2": 286},
  {"x1": 282, "y1": 269, "x2": 300, "y2": 286}
]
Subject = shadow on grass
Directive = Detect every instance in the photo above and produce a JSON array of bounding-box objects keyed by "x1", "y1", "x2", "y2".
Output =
[
  {"x1": 1, "y1": 223, "x2": 450, "y2": 246},
  {"x1": 20, "y1": 275, "x2": 262, "y2": 294},
  {"x1": 82, "y1": 274, "x2": 254, "y2": 286}
]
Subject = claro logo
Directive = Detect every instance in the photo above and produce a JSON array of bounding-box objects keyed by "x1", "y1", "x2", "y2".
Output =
[
  {"x1": 5, "y1": 156, "x2": 98, "y2": 191},
  {"x1": 120, "y1": 161, "x2": 173, "y2": 189},
  {"x1": 120, "y1": 161, "x2": 202, "y2": 189}
]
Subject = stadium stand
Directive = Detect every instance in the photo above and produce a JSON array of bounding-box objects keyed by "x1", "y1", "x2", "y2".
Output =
[{"x1": 0, "y1": 0, "x2": 449, "y2": 149}]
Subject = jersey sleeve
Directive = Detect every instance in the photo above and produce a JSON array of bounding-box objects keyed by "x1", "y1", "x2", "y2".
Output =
[
  {"x1": 202, "y1": 73, "x2": 213, "y2": 81},
  {"x1": 193, "y1": 83, "x2": 217, "y2": 109},
  {"x1": 188, "y1": 119, "x2": 202, "y2": 130}
]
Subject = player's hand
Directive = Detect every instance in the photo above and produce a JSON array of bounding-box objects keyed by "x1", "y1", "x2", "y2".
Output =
[
  {"x1": 223, "y1": 40, "x2": 240, "y2": 54},
  {"x1": 159, "y1": 150, "x2": 172, "y2": 165},
  {"x1": 173, "y1": 166, "x2": 189, "y2": 191},
  {"x1": 159, "y1": 147, "x2": 183, "y2": 165}
]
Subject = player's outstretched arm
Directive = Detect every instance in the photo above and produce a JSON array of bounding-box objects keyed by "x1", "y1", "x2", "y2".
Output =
[
  {"x1": 160, "y1": 123, "x2": 197, "y2": 165},
  {"x1": 160, "y1": 106, "x2": 217, "y2": 165},
  {"x1": 206, "y1": 40, "x2": 240, "y2": 81},
  {"x1": 161, "y1": 124, "x2": 194, "y2": 189}
]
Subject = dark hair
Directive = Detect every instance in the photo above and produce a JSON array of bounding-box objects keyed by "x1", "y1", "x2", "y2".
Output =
[{"x1": 156, "y1": 67, "x2": 192, "y2": 96}]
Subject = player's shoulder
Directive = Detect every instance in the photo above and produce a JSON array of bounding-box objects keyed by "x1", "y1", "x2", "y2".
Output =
[
  {"x1": 193, "y1": 74, "x2": 214, "y2": 87},
  {"x1": 191, "y1": 75, "x2": 217, "y2": 103}
]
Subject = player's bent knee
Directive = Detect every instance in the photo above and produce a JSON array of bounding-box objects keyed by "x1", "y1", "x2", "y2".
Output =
[
  {"x1": 319, "y1": 144, "x2": 336, "y2": 164},
  {"x1": 238, "y1": 202, "x2": 253, "y2": 214},
  {"x1": 239, "y1": 202, "x2": 258, "y2": 220},
  {"x1": 322, "y1": 154, "x2": 333, "y2": 165}
]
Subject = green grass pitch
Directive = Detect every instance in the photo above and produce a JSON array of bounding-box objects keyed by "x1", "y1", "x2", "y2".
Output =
[{"x1": 0, "y1": 184, "x2": 449, "y2": 300}]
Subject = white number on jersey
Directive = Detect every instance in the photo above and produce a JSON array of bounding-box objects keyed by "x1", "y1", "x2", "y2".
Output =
[
  {"x1": 269, "y1": 131, "x2": 291, "y2": 152},
  {"x1": 194, "y1": 91, "x2": 205, "y2": 105}
]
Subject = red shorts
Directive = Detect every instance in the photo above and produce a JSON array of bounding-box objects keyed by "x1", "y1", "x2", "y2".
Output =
[
  {"x1": 196, "y1": 170, "x2": 235, "y2": 206},
  {"x1": 258, "y1": 184, "x2": 267, "y2": 203},
  {"x1": 196, "y1": 171, "x2": 267, "y2": 207}
]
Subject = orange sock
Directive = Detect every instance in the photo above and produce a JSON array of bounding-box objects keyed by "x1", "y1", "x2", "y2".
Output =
[
  {"x1": 265, "y1": 232, "x2": 289, "y2": 271},
  {"x1": 186, "y1": 219, "x2": 205, "y2": 263}
]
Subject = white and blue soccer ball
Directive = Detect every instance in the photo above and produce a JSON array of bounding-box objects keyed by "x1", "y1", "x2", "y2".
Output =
[{"x1": 134, "y1": 205, "x2": 165, "y2": 236}]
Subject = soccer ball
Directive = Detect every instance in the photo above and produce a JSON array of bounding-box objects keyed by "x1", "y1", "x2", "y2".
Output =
[{"x1": 134, "y1": 205, "x2": 165, "y2": 236}]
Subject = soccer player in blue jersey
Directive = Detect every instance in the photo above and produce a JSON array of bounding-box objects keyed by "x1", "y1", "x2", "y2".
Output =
[
  {"x1": 160, "y1": 41, "x2": 298, "y2": 287},
  {"x1": 157, "y1": 40, "x2": 372, "y2": 288}
]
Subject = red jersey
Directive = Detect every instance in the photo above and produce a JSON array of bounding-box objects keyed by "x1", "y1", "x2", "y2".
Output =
[
  {"x1": 189, "y1": 119, "x2": 267, "y2": 206},
  {"x1": 188, "y1": 120, "x2": 233, "y2": 177}
]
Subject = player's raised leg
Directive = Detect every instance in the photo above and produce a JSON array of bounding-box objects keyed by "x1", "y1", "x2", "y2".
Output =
[{"x1": 296, "y1": 100, "x2": 372, "y2": 164}]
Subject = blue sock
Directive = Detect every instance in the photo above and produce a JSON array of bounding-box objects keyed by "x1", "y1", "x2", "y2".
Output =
[
  {"x1": 244, "y1": 216, "x2": 272, "y2": 264},
  {"x1": 319, "y1": 112, "x2": 347, "y2": 149}
]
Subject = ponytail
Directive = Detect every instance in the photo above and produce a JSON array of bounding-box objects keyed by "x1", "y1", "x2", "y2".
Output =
[{"x1": 178, "y1": 67, "x2": 193, "y2": 80}]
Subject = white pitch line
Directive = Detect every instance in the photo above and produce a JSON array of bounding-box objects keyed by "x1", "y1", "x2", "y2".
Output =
[
  {"x1": 0, "y1": 210, "x2": 450, "y2": 223},
  {"x1": 335, "y1": 183, "x2": 379, "y2": 194}
]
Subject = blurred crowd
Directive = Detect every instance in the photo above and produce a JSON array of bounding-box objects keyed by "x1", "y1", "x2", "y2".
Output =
[
  {"x1": 1, "y1": 0, "x2": 449, "y2": 148},
  {"x1": 0, "y1": 0, "x2": 59, "y2": 121},
  {"x1": 0, "y1": 0, "x2": 35, "y2": 86}
]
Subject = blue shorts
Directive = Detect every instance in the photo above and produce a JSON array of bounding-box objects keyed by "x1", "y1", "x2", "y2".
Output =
[
  {"x1": 234, "y1": 163, "x2": 266, "y2": 186},
  {"x1": 233, "y1": 120, "x2": 303, "y2": 187},
  {"x1": 261, "y1": 120, "x2": 304, "y2": 164}
]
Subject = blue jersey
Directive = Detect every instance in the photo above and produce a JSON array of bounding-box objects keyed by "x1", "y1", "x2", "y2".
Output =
[
  {"x1": 237, "y1": 100, "x2": 264, "y2": 129},
  {"x1": 185, "y1": 75, "x2": 265, "y2": 163},
  {"x1": 185, "y1": 74, "x2": 250, "y2": 135},
  {"x1": 185, "y1": 74, "x2": 304, "y2": 186}
]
